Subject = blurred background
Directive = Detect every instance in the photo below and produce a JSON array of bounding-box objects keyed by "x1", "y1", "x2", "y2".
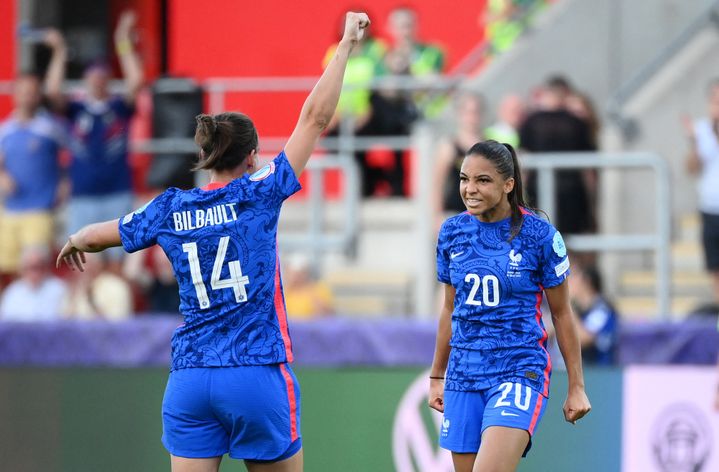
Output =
[{"x1": 0, "y1": 0, "x2": 718, "y2": 470}]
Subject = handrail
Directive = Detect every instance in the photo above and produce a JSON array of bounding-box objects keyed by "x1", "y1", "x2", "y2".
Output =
[
  {"x1": 607, "y1": 0, "x2": 719, "y2": 122},
  {"x1": 412, "y1": 138, "x2": 673, "y2": 319},
  {"x1": 519, "y1": 152, "x2": 671, "y2": 318}
]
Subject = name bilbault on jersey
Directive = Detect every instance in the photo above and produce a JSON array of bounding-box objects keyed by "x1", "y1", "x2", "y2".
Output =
[
  {"x1": 436, "y1": 211, "x2": 570, "y2": 396},
  {"x1": 119, "y1": 152, "x2": 301, "y2": 371}
]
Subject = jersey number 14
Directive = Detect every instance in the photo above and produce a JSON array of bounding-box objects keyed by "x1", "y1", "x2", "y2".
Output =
[{"x1": 182, "y1": 236, "x2": 250, "y2": 309}]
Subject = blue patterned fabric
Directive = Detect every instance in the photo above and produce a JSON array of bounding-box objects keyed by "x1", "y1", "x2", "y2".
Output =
[
  {"x1": 119, "y1": 151, "x2": 301, "y2": 370},
  {"x1": 436, "y1": 211, "x2": 570, "y2": 395}
]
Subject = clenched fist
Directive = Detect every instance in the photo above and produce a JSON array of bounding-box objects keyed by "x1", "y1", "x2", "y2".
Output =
[{"x1": 342, "y1": 12, "x2": 370, "y2": 44}]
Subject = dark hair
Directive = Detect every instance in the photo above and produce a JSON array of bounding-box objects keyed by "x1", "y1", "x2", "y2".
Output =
[
  {"x1": 581, "y1": 264, "x2": 603, "y2": 293},
  {"x1": 193, "y1": 112, "x2": 258, "y2": 172},
  {"x1": 546, "y1": 74, "x2": 573, "y2": 92},
  {"x1": 465, "y1": 140, "x2": 528, "y2": 239}
]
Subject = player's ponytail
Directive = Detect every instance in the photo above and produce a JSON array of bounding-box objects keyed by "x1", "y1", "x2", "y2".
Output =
[
  {"x1": 503, "y1": 142, "x2": 527, "y2": 240},
  {"x1": 193, "y1": 112, "x2": 259, "y2": 172},
  {"x1": 465, "y1": 140, "x2": 527, "y2": 240}
]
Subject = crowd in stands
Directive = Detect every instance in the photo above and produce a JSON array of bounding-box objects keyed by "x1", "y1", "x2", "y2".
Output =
[{"x1": 0, "y1": 2, "x2": 630, "y2": 370}]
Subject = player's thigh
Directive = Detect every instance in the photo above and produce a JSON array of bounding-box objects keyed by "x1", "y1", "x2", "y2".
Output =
[
  {"x1": 170, "y1": 455, "x2": 222, "y2": 472},
  {"x1": 473, "y1": 426, "x2": 528, "y2": 472},
  {"x1": 245, "y1": 447, "x2": 303, "y2": 472},
  {"x1": 451, "y1": 452, "x2": 477, "y2": 472}
]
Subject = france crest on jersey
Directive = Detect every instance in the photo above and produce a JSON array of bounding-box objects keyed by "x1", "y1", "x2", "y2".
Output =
[
  {"x1": 436, "y1": 211, "x2": 570, "y2": 396},
  {"x1": 119, "y1": 151, "x2": 301, "y2": 371}
]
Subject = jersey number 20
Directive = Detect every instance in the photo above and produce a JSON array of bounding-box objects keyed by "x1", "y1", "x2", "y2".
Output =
[
  {"x1": 182, "y1": 236, "x2": 250, "y2": 309},
  {"x1": 464, "y1": 273, "x2": 500, "y2": 306}
]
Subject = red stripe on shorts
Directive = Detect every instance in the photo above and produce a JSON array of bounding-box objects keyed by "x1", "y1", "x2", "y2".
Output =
[
  {"x1": 528, "y1": 393, "x2": 544, "y2": 434},
  {"x1": 279, "y1": 364, "x2": 299, "y2": 442}
]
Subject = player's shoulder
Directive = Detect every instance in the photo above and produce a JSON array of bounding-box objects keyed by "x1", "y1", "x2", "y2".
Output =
[{"x1": 518, "y1": 209, "x2": 560, "y2": 241}]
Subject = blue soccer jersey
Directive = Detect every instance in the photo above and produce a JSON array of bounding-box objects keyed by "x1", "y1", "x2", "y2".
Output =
[
  {"x1": 119, "y1": 151, "x2": 301, "y2": 371},
  {"x1": 436, "y1": 210, "x2": 570, "y2": 396}
]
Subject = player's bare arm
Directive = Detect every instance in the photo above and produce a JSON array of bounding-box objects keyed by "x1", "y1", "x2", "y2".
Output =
[
  {"x1": 546, "y1": 280, "x2": 592, "y2": 424},
  {"x1": 284, "y1": 12, "x2": 370, "y2": 177},
  {"x1": 56, "y1": 219, "x2": 122, "y2": 271},
  {"x1": 429, "y1": 284, "x2": 455, "y2": 413}
]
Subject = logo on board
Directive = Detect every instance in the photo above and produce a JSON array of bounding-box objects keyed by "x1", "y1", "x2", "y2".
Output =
[{"x1": 651, "y1": 403, "x2": 712, "y2": 472}]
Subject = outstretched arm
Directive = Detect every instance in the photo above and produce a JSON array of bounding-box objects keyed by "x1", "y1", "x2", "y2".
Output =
[
  {"x1": 546, "y1": 280, "x2": 592, "y2": 424},
  {"x1": 115, "y1": 11, "x2": 144, "y2": 104},
  {"x1": 284, "y1": 12, "x2": 370, "y2": 177},
  {"x1": 56, "y1": 220, "x2": 122, "y2": 271},
  {"x1": 428, "y1": 284, "x2": 455, "y2": 413},
  {"x1": 43, "y1": 28, "x2": 68, "y2": 111}
]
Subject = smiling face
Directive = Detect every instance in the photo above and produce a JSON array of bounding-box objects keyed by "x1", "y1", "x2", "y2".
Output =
[{"x1": 459, "y1": 154, "x2": 514, "y2": 222}]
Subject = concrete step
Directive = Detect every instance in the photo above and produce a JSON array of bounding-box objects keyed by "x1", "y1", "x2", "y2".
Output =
[
  {"x1": 671, "y1": 241, "x2": 704, "y2": 271},
  {"x1": 678, "y1": 213, "x2": 700, "y2": 243},
  {"x1": 325, "y1": 268, "x2": 413, "y2": 316},
  {"x1": 619, "y1": 269, "x2": 713, "y2": 297},
  {"x1": 279, "y1": 197, "x2": 416, "y2": 232},
  {"x1": 614, "y1": 296, "x2": 701, "y2": 320}
]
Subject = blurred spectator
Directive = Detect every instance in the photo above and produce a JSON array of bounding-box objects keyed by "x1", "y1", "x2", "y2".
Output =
[
  {"x1": 124, "y1": 245, "x2": 180, "y2": 314},
  {"x1": 357, "y1": 49, "x2": 419, "y2": 197},
  {"x1": 46, "y1": 11, "x2": 144, "y2": 272},
  {"x1": 519, "y1": 75, "x2": 595, "y2": 234},
  {"x1": 323, "y1": 13, "x2": 385, "y2": 133},
  {"x1": 283, "y1": 254, "x2": 333, "y2": 320},
  {"x1": 685, "y1": 78, "x2": 719, "y2": 310},
  {"x1": 0, "y1": 35, "x2": 68, "y2": 278},
  {"x1": 383, "y1": 7, "x2": 444, "y2": 79},
  {"x1": 433, "y1": 91, "x2": 485, "y2": 221},
  {"x1": 0, "y1": 245, "x2": 67, "y2": 321},
  {"x1": 382, "y1": 6, "x2": 445, "y2": 117},
  {"x1": 485, "y1": 0, "x2": 523, "y2": 55},
  {"x1": 62, "y1": 253, "x2": 132, "y2": 320},
  {"x1": 485, "y1": 93, "x2": 525, "y2": 148},
  {"x1": 568, "y1": 264, "x2": 618, "y2": 366}
]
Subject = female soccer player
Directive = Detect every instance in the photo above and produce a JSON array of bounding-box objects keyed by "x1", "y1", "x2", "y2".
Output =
[
  {"x1": 428, "y1": 140, "x2": 591, "y2": 472},
  {"x1": 56, "y1": 12, "x2": 370, "y2": 472}
]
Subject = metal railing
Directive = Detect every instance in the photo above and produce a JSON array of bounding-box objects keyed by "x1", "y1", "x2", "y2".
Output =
[{"x1": 412, "y1": 126, "x2": 673, "y2": 318}]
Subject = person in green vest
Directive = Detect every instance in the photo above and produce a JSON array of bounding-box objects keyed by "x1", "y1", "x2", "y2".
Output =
[
  {"x1": 382, "y1": 7, "x2": 446, "y2": 118},
  {"x1": 323, "y1": 19, "x2": 386, "y2": 132}
]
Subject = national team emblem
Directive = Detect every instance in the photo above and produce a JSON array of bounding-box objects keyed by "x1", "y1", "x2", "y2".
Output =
[
  {"x1": 507, "y1": 249, "x2": 522, "y2": 277},
  {"x1": 552, "y1": 232, "x2": 567, "y2": 258},
  {"x1": 441, "y1": 418, "x2": 450, "y2": 435},
  {"x1": 249, "y1": 161, "x2": 275, "y2": 181},
  {"x1": 509, "y1": 250, "x2": 522, "y2": 267}
]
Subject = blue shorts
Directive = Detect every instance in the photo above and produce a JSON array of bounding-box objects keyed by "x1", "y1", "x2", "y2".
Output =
[
  {"x1": 162, "y1": 364, "x2": 301, "y2": 461},
  {"x1": 439, "y1": 382, "x2": 547, "y2": 456}
]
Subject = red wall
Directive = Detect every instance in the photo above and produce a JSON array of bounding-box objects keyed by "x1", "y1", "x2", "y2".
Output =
[
  {"x1": 168, "y1": 0, "x2": 486, "y2": 136},
  {"x1": 0, "y1": 0, "x2": 16, "y2": 116}
]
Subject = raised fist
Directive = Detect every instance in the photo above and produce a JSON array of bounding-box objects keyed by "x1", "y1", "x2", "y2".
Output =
[{"x1": 342, "y1": 12, "x2": 370, "y2": 44}]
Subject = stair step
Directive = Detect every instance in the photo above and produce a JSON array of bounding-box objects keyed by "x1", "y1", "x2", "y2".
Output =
[
  {"x1": 679, "y1": 213, "x2": 701, "y2": 242},
  {"x1": 615, "y1": 296, "x2": 701, "y2": 320}
]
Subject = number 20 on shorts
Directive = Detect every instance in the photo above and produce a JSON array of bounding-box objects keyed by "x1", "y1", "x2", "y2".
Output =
[{"x1": 494, "y1": 382, "x2": 532, "y2": 411}]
